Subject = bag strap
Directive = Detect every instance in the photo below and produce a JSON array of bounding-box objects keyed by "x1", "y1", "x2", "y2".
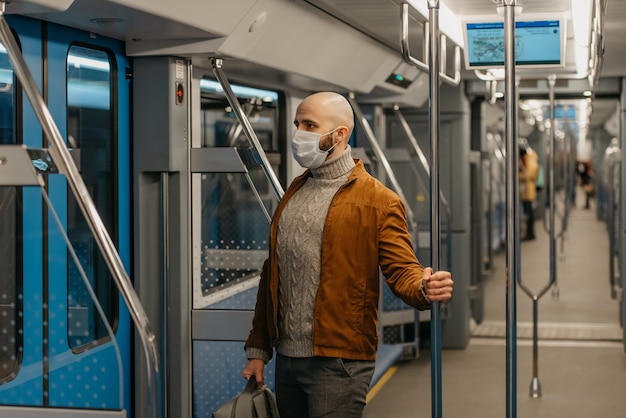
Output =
[
  {"x1": 243, "y1": 376, "x2": 258, "y2": 394},
  {"x1": 250, "y1": 387, "x2": 279, "y2": 418},
  {"x1": 236, "y1": 377, "x2": 280, "y2": 418}
]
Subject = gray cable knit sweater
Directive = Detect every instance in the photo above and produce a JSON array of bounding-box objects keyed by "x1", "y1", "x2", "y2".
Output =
[{"x1": 275, "y1": 147, "x2": 356, "y2": 358}]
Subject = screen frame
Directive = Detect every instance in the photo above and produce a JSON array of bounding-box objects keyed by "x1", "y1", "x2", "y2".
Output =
[{"x1": 462, "y1": 13, "x2": 567, "y2": 71}]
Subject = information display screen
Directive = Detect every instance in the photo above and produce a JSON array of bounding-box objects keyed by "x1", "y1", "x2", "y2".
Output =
[{"x1": 464, "y1": 19, "x2": 563, "y2": 69}]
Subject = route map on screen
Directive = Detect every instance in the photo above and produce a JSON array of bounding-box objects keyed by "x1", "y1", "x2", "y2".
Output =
[{"x1": 465, "y1": 20, "x2": 562, "y2": 68}]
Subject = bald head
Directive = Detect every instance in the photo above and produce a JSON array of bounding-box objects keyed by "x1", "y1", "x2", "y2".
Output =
[
  {"x1": 293, "y1": 92, "x2": 355, "y2": 161},
  {"x1": 299, "y1": 92, "x2": 355, "y2": 133}
]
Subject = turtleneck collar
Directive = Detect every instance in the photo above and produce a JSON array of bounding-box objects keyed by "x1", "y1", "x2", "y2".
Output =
[{"x1": 310, "y1": 146, "x2": 355, "y2": 179}]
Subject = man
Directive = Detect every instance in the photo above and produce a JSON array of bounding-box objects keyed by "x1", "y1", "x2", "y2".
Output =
[
  {"x1": 242, "y1": 91, "x2": 453, "y2": 418},
  {"x1": 576, "y1": 161, "x2": 593, "y2": 209}
]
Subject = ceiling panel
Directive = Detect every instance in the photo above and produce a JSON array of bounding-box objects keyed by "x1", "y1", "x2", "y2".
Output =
[
  {"x1": 599, "y1": 0, "x2": 626, "y2": 78},
  {"x1": 305, "y1": 0, "x2": 623, "y2": 80},
  {"x1": 303, "y1": 0, "x2": 621, "y2": 131},
  {"x1": 444, "y1": 0, "x2": 572, "y2": 15}
]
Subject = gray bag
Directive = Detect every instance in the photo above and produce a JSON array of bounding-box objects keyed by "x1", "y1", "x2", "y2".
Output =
[{"x1": 212, "y1": 377, "x2": 280, "y2": 418}]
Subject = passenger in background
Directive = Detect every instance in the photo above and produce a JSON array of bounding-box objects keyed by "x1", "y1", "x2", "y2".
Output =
[
  {"x1": 577, "y1": 161, "x2": 594, "y2": 209},
  {"x1": 519, "y1": 144, "x2": 538, "y2": 240},
  {"x1": 242, "y1": 91, "x2": 453, "y2": 418}
]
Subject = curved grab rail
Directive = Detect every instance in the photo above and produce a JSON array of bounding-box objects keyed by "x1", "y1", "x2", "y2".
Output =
[
  {"x1": 391, "y1": 105, "x2": 453, "y2": 264},
  {"x1": 588, "y1": 0, "x2": 606, "y2": 89},
  {"x1": 400, "y1": 2, "x2": 461, "y2": 87},
  {"x1": 518, "y1": 75, "x2": 558, "y2": 302},
  {"x1": 347, "y1": 93, "x2": 416, "y2": 232},
  {"x1": 211, "y1": 58, "x2": 285, "y2": 201},
  {"x1": 0, "y1": 6, "x2": 162, "y2": 418},
  {"x1": 516, "y1": 74, "x2": 558, "y2": 401}
]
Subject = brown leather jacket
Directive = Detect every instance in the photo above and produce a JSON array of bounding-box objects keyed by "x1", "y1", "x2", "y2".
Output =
[{"x1": 244, "y1": 160, "x2": 430, "y2": 361}]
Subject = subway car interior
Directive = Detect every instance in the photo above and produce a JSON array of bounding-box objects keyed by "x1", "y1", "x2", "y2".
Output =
[{"x1": 0, "y1": 0, "x2": 624, "y2": 417}]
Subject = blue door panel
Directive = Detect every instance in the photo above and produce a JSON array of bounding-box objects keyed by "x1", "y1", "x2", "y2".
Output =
[
  {"x1": 45, "y1": 23, "x2": 132, "y2": 411},
  {"x1": 0, "y1": 15, "x2": 44, "y2": 406},
  {"x1": 0, "y1": 15, "x2": 132, "y2": 414}
]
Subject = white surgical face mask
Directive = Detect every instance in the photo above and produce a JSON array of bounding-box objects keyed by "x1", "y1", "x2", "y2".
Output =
[{"x1": 291, "y1": 128, "x2": 339, "y2": 169}]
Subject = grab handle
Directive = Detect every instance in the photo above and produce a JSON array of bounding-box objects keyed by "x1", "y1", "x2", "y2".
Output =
[{"x1": 400, "y1": 2, "x2": 461, "y2": 87}]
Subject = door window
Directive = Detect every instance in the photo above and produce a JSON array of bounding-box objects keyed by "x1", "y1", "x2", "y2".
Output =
[{"x1": 66, "y1": 44, "x2": 119, "y2": 350}]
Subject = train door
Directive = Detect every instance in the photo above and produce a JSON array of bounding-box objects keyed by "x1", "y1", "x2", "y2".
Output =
[
  {"x1": 0, "y1": 15, "x2": 131, "y2": 414},
  {"x1": 131, "y1": 58, "x2": 285, "y2": 418},
  {"x1": 190, "y1": 76, "x2": 284, "y2": 417}
]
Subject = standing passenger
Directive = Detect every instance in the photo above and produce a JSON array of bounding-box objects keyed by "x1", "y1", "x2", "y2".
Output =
[
  {"x1": 577, "y1": 161, "x2": 594, "y2": 209},
  {"x1": 242, "y1": 91, "x2": 454, "y2": 418},
  {"x1": 519, "y1": 145, "x2": 538, "y2": 240}
]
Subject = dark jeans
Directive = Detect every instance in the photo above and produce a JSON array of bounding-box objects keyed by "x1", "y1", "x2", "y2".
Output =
[
  {"x1": 275, "y1": 354, "x2": 375, "y2": 418},
  {"x1": 522, "y1": 200, "x2": 535, "y2": 238}
]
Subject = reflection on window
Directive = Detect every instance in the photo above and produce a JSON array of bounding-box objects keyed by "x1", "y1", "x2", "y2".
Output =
[
  {"x1": 199, "y1": 78, "x2": 280, "y2": 150},
  {"x1": 200, "y1": 172, "x2": 270, "y2": 294},
  {"x1": 66, "y1": 45, "x2": 118, "y2": 350},
  {"x1": 196, "y1": 80, "x2": 283, "y2": 299},
  {"x1": 0, "y1": 39, "x2": 23, "y2": 383}
]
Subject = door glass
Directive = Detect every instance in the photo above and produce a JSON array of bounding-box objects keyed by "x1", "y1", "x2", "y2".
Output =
[
  {"x1": 193, "y1": 79, "x2": 282, "y2": 308},
  {"x1": 66, "y1": 45, "x2": 118, "y2": 350},
  {"x1": 192, "y1": 79, "x2": 283, "y2": 417},
  {"x1": 0, "y1": 22, "x2": 126, "y2": 410}
]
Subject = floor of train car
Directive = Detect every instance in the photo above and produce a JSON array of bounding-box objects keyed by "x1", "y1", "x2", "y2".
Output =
[{"x1": 364, "y1": 188, "x2": 626, "y2": 418}]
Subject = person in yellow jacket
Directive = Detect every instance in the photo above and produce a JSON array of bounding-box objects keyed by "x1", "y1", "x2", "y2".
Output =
[{"x1": 519, "y1": 145, "x2": 539, "y2": 240}]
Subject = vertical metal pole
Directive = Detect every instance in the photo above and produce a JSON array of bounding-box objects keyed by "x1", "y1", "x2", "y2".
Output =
[
  {"x1": 427, "y1": 1, "x2": 442, "y2": 417},
  {"x1": 615, "y1": 154, "x2": 622, "y2": 304},
  {"x1": 487, "y1": 148, "x2": 494, "y2": 269},
  {"x1": 557, "y1": 101, "x2": 571, "y2": 271},
  {"x1": 161, "y1": 173, "x2": 170, "y2": 417},
  {"x1": 515, "y1": 77, "x2": 521, "y2": 285},
  {"x1": 503, "y1": 1, "x2": 518, "y2": 417},
  {"x1": 548, "y1": 75, "x2": 558, "y2": 312}
]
